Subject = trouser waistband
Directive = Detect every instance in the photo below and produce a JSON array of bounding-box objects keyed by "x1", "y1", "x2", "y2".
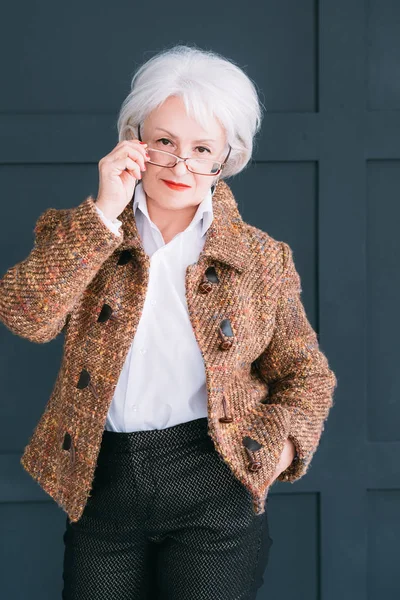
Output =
[{"x1": 100, "y1": 416, "x2": 209, "y2": 454}]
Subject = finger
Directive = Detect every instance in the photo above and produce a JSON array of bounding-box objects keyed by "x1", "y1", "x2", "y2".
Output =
[
  {"x1": 121, "y1": 139, "x2": 149, "y2": 163},
  {"x1": 112, "y1": 149, "x2": 145, "y2": 173},
  {"x1": 117, "y1": 147, "x2": 146, "y2": 171},
  {"x1": 125, "y1": 157, "x2": 142, "y2": 179},
  {"x1": 127, "y1": 148, "x2": 147, "y2": 171},
  {"x1": 106, "y1": 152, "x2": 141, "y2": 180}
]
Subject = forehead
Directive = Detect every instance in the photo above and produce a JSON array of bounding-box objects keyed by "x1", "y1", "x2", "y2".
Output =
[
  {"x1": 144, "y1": 96, "x2": 226, "y2": 145},
  {"x1": 153, "y1": 127, "x2": 218, "y2": 144}
]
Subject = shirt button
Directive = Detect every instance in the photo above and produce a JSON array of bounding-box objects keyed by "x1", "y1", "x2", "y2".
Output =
[
  {"x1": 131, "y1": 405, "x2": 138, "y2": 411},
  {"x1": 139, "y1": 348, "x2": 147, "y2": 354},
  {"x1": 150, "y1": 299, "x2": 157, "y2": 306}
]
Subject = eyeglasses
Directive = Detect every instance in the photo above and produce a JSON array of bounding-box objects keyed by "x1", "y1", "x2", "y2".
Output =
[{"x1": 137, "y1": 124, "x2": 231, "y2": 176}]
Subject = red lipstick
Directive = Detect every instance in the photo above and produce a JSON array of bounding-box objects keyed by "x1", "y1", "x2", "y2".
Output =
[{"x1": 162, "y1": 180, "x2": 191, "y2": 190}]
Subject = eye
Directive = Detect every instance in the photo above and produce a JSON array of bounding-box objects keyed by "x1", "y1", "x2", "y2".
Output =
[
  {"x1": 156, "y1": 138, "x2": 172, "y2": 146},
  {"x1": 155, "y1": 138, "x2": 211, "y2": 154}
]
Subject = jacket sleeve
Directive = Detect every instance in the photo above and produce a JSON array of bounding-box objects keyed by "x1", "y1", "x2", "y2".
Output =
[
  {"x1": 0, "y1": 195, "x2": 124, "y2": 344},
  {"x1": 256, "y1": 241, "x2": 338, "y2": 483}
]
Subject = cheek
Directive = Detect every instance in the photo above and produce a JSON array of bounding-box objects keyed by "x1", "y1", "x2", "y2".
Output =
[
  {"x1": 194, "y1": 176, "x2": 212, "y2": 194},
  {"x1": 144, "y1": 164, "x2": 163, "y2": 177},
  {"x1": 140, "y1": 165, "x2": 163, "y2": 187}
]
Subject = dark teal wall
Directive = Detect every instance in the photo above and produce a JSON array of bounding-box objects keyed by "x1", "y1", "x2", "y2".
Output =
[{"x1": 0, "y1": 1, "x2": 399, "y2": 598}]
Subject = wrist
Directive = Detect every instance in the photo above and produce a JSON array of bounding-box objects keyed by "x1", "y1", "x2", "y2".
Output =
[{"x1": 95, "y1": 200, "x2": 120, "y2": 222}]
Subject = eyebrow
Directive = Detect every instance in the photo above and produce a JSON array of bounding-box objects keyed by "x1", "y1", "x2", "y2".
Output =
[{"x1": 154, "y1": 127, "x2": 217, "y2": 144}]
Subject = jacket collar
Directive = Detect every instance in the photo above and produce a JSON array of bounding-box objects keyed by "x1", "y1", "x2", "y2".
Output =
[{"x1": 117, "y1": 179, "x2": 251, "y2": 272}]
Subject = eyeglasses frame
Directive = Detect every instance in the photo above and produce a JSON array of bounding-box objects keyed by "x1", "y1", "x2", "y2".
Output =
[{"x1": 137, "y1": 123, "x2": 231, "y2": 176}]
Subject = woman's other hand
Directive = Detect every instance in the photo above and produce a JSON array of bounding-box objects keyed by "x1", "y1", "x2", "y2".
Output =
[
  {"x1": 95, "y1": 139, "x2": 150, "y2": 221},
  {"x1": 267, "y1": 438, "x2": 296, "y2": 486}
]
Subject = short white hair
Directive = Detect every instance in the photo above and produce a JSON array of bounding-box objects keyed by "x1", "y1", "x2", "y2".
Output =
[{"x1": 116, "y1": 44, "x2": 265, "y2": 179}]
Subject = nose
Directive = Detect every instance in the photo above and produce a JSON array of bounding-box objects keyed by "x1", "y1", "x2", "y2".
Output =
[{"x1": 171, "y1": 159, "x2": 189, "y2": 177}]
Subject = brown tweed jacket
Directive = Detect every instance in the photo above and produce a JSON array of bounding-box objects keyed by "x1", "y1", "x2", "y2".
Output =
[{"x1": 0, "y1": 179, "x2": 337, "y2": 522}]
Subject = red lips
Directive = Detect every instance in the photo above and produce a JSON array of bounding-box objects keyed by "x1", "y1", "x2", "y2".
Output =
[{"x1": 162, "y1": 180, "x2": 191, "y2": 189}]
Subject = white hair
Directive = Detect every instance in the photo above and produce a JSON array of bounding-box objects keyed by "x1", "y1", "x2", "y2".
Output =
[{"x1": 116, "y1": 44, "x2": 265, "y2": 180}]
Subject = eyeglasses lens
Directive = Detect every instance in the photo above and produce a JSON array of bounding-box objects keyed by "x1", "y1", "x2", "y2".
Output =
[{"x1": 146, "y1": 149, "x2": 220, "y2": 175}]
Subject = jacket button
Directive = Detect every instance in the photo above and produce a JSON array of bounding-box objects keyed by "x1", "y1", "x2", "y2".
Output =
[
  {"x1": 219, "y1": 395, "x2": 234, "y2": 423},
  {"x1": 219, "y1": 339, "x2": 233, "y2": 350},
  {"x1": 242, "y1": 436, "x2": 263, "y2": 472},
  {"x1": 97, "y1": 303, "x2": 118, "y2": 322},
  {"x1": 117, "y1": 250, "x2": 133, "y2": 265},
  {"x1": 247, "y1": 461, "x2": 262, "y2": 472},
  {"x1": 77, "y1": 368, "x2": 100, "y2": 400},
  {"x1": 198, "y1": 281, "x2": 213, "y2": 294},
  {"x1": 198, "y1": 265, "x2": 219, "y2": 294},
  {"x1": 218, "y1": 318, "x2": 234, "y2": 350}
]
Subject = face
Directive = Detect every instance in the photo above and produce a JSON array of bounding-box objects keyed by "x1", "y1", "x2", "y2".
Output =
[{"x1": 138, "y1": 95, "x2": 228, "y2": 212}]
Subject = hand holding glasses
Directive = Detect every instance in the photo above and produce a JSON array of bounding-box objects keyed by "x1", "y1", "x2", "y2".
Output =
[
  {"x1": 95, "y1": 138, "x2": 150, "y2": 222},
  {"x1": 94, "y1": 125, "x2": 232, "y2": 224}
]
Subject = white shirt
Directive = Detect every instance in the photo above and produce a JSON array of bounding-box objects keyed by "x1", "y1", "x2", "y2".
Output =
[{"x1": 94, "y1": 181, "x2": 214, "y2": 431}]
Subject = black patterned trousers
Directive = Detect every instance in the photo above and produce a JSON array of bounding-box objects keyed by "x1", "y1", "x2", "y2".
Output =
[{"x1": 62, "y1": 416, "x2": 273, "y2": 599}]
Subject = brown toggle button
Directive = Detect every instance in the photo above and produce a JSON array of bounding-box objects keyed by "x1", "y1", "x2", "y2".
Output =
[
  {"x1": 242, "y1": 436, "x2": 263, "y2": 472},
  {"x1": 219, "y1": 395, "x2": 234, "y2": 423},
  {"x1": 219, "y1": 339, "x2": 233, "y2": 350},
  {"x1": 198, "y1": 265, "x2": 219, "y2": 294},
  {"x1": 218, "y1": 318, "x2": 234, "y2": 350},
  {"x1": 77, "y1": 368, "x2": 100, "y2": 400},
  {"x1": 62, "y1": 432, "x2": 76, "y2": 467},
  {"x1": 198, "y1": 280, "x2": 212, "y2": 294},
  {"x1": 97, "y1": 303, "x2": 118, "y2": 323},
  {"x1": 117, "y1": 250, "x2": 134, "y2": 265}
]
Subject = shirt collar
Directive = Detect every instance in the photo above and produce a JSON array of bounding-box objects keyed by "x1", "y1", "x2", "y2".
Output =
[{"x1": 132, "y1": 181, "x2": 214, "y2": 237}]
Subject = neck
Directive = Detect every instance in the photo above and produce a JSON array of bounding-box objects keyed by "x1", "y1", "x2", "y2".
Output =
[{"x1": 146, "y1": 195, "x2": 199, "y2": 244}]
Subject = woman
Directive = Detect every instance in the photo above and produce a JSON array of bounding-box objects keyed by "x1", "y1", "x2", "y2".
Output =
[{"x1": 0, "y1": 45, "x2": 337, "y2": 599}]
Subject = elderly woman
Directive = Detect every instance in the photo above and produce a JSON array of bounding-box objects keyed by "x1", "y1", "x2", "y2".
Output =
[{"x1": 0, "y1": 45, "x2": 337, "y2": 599}]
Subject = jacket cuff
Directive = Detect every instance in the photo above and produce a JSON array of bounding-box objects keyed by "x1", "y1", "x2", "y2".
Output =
[
  {"x1": 69, "y1": 195, "x2": 124, "y2": 246},
  {"x1": 275, "y1": 399, "x2": 335, "y2": 482},
  {"x1": 94, "y1": 204, "x2": 123, "y2": 237}
]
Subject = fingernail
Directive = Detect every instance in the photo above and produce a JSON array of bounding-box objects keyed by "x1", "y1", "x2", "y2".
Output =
[{"x1": 139, "y1": 142, "x2": 147, "y2": 146}]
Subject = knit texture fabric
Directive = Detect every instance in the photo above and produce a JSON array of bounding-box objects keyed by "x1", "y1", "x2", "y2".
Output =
[{"x1": 0, "y1": 179, "x2": 337, "y2": 522}]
